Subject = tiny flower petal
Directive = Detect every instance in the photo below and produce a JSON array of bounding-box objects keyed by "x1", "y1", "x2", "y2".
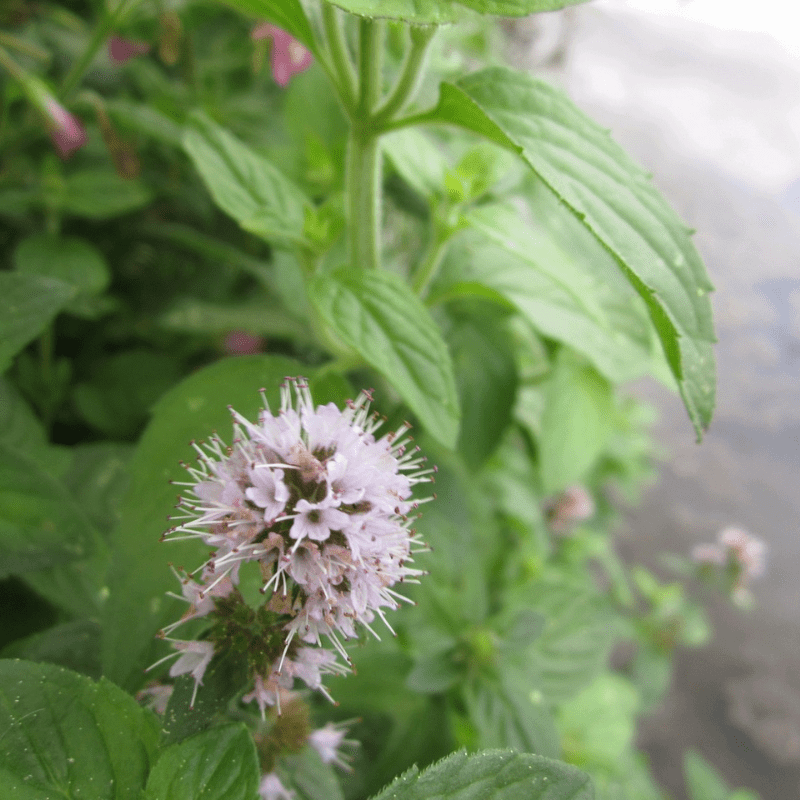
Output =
[
  {"x1": 308, "y1": 721, "x2": 357, "y2": 771},
  {"x1": 251, "y1": 24, "x2": 313, "y2": 87},
  {"x1": 290, "y1": 498, "x2": 349, "y2": 543},
  {"x1": 258, "y1": 772, "x2": 295, "y2": 800}
]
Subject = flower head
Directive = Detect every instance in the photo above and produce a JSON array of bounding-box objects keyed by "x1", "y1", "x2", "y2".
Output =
[
  {"x1": 161, "y1": 377, "x2": 432, "y2": 705},
  {"x1": 252, "y1": 24, "x2": 313, "y2": 87}
]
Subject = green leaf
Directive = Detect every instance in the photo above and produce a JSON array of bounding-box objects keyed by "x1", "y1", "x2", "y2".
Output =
[
  {"x1": 523, "y1": 578, "x2": 613, "y2": 704},
  {"x1": 183, "y1": 112, "x2": 309, "y2": 244},
  {"x1": 325, "y1": 0, "x2": 461, "y2": 23},
  {"x1": 425, "y1": 67, "x2": 716, "y2": 437},
  {"x1": 538, "y1": 350, "x2": 615, "y2": 495},
  {"x1": 14, "y1": 233, "x2": 110, "y2": 300},
  {"x1": 0, "y1": 273, "x2": 75, "y2": 373},
  {"x1": 73, "y1": 350, "x2": 183, "y2": 438},
  {"x1": 62, "y1": 443, "x2": 132, "y2": 535},
  {"x1": 557, "y1": 673, "x2": 639, "y2": 770},
  {"x1": 0, "y1": 619, "x2": 102, "y2": 679},
  {"x1": 105, "y1": 100, "x2": 183, "y2": 147},
  {"x1": 370, "y1": 749, "x2": 592, "y2": 800},
  {"x1": 101, "y1": 354, "x2": 303, "y2": 692},
  {"x1": 278, "y1": 747, "x2": 345, "y2": 800},
  {"x1": 0, "y1": 660, "x2": 159, "y2": 800},
  {"x1": 158, "y1": 297, "x2": 306, "y2": 340},
  {"x1": 161, "y1": 652, "x2": 248, "y2": 746},
  {"x1": 144, "y1": 724, "x2": 259, "y2": 800},
  {"x1": 61, "y1": 169, "x2": 153, "y2": 218},
  {"x1": 309, "y1": 269, "x2": 460, "y2": 448},
  {"x1": 457, "y1": 0, "x2": 588, "y2": 14},
  {"x1": 383, "y1": 128, "x2": 448, "y2": 199},
  {"x1": 431, "y1": 232, "x2": 649, "y2": 385},
  {"x1": 0, "y1": 442, "x2": 101, "y2": 578},
  {"x1": 406, "y1": 645, "x2": 462, "y2": 694},
  {"x1": 462, "y1": 674, "x2": 560, "y2": 758},
  {"x1": 326, "y1": 0, "x2": 585, "y2": 21},
  {"x1": 221, "y1": 0, "x2": 315, "y2": 49},
  {"x1": 0, "y1": 378, "x2": 49, "y2": 461},
  {"x1": 683, "y1": 751, "x2": 730, "y2": 800},
  {"x1": 447, "y1": 310, "x2": 518, "y2": 470}
]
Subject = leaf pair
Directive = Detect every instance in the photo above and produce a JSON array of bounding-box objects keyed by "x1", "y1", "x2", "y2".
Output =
[{"x1": 0, "y1": 660, "x2": 593, "y2": 800}]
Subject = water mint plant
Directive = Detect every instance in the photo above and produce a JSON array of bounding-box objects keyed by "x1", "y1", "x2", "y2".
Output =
[{"x1": 0, "y1": 1, "x2": 760, "y2": 799}]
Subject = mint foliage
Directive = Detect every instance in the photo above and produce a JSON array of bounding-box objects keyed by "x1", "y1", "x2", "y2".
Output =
[
  {"x1": 0, "y1": 274, "x2": 75, "y2": 373},
  {"x1": 183, "y1": 112, "x2": 310, "y2": 244},
  {"x1": 0, "y1": 660, "x2": 159, "y2": 800},
  {"x1": 144, "y1": 724, "x2": 260, "y2": 800},
  {"x1": 309, "y1": 268, "x2": 460, "y2": 448},
  {"x1": 370, "y1": 749, "x2": 593, "y2": 800},
  {"x1": 425, "y1": 67, "x2": 716, "y2": 437}
]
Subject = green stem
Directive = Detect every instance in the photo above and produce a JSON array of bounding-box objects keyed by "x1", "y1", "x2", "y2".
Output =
[
  {"x1": 345, "y1": 17, "x2": 385, "y2": 270},
  {"x1": 380, "y1": 105, "x2": 438, "y2": 133},
  {"x1": 61, "y1": 0, "x2": 142, "y2": 98},
  {"x1": 0, "y1": 31, "x2": 49, "y2": 61},
  {"x1": 412, "y1": 223, "x2": 455, "y2": 297},
  {"x1": 321, "y1": 3, "x2": 357, "y2": 111},
  {"x1": 357, "y1": 16, "x2": 383, "y2": 114},
  {"x1": 374, "y1": 25, "x2": 436, "y2": 124},
  {"x1": 61, "y1": 12, "x2": 114, "y2": 98},
  {"x1": 346, "y1": 127, "x2": 381, "y2": 269},
  {"x1": 0, "y1": 45, "x2": 24, "y2": 81}
]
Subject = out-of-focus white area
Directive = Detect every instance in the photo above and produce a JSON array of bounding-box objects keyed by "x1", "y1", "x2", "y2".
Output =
[
  {"x1": 600, "y1": 0, "x2": 800, "y2": 57},
  {"x1": 568, "y1": 0, "x2": 800, "y2": 197},
  {"x1": 512, "y1": 3, "x2": 800, "y2": 796}
]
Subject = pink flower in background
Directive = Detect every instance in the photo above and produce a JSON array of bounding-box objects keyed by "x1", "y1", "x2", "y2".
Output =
[
  {"x1": 251, "y1": 23, "x2": 312, "y2": 87},
  {"x1": 45, "y1": 98, "x2": 87, "y2": 159},
  {"x1": 108, "y1": 35, "x2": 151, "y2": 64},
  {"x1": 545, "y1": 485, "x2": 595, "y2": 533},
  {"x1": 223, "y1": 330, "x2": 265, "y2": 355}
]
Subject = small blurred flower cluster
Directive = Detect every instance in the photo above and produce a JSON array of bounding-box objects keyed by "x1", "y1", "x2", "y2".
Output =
[
  {"x1": 545, "y1": 484, "x2": 595, "y2": 533},
  {"x1": 156, "y1": 378, "x2": 432, "y2": 710},
  {"x1": 692, "y1": 526, "x2": 766, "y2": 603}
]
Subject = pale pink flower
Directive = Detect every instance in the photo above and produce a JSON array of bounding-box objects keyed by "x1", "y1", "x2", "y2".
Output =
[
  {"x1": 252, "y1": 24, "x2": 313, "y2": 87},
  {"x1": 165, "y1": 639, "x2": 214, "y2": 707},
  {"x1": 136, "y1": 682, "x2": 174, "y2": 714},
  {"x1": 44, "y1": 98, "x2": 86, "y2": 159},
  {"x1": 545, "y1": 485, "x2": 595, "y2": 533},
  {"x1": 247, "y1": 465, "x2": 290, "y2": 523},
  {"x1": 258, "y1": 772, "x2": 295, "y2": 800},
  {"x1": 308, "y1": 721, "x2": 357, "y2": 771},
  {"x1": 108, "y1": 35, "x2": 150, "y2": 64},
  {"x1": 719, "y1": 526, "x2": 767, "y2": 579},
  {"x1": 692, "y1": 526, "x2": 767, "y2": 599},
  {"x1": 691, "y1": 543, "x2": 726, "y2": 566}
]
